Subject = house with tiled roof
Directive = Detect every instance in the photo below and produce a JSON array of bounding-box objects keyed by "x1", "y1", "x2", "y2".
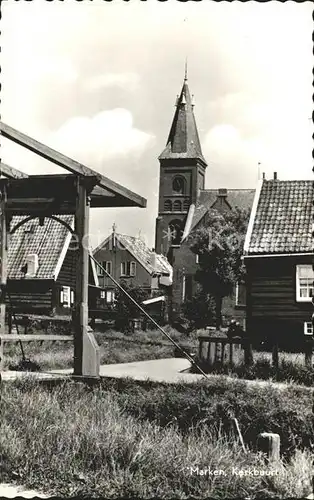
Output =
[
  {"x1": 7, "y1": 215, "x2": 99, "y2": 316},
  {"x1": 154, "y1": 71, "x2": 255, "y2": 321},
  {"x1": 243, "y1": 175, "x2": 313, "y2": 349},
  {"x1": 93, "y1": 228, "x2": 172, "y2": 317}
]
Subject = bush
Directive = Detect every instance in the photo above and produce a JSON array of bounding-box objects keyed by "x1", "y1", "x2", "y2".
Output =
[{"x1": 182, "y1": 291, "x2": 216, "y2": 329}]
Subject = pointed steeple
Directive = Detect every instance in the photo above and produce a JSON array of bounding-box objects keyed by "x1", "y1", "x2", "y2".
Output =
[{"x1": 159, "y1": 68, "x2": 207, "y2": 165}]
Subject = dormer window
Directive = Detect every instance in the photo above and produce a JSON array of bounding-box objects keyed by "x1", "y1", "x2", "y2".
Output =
[{"x1": 172, "y1": 176, "x2": 185, "y2": 195}]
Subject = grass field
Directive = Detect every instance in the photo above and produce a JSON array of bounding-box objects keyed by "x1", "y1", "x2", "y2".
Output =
[
  {"x1": 1, "y1": 377, "x2": 313, "y2": 499},
  {"x1": 4, "y1": 328, "x2": 313, "y2": 388},
  {"x1": 3, "y1": 327, "x2": 197, "y2": 371}
]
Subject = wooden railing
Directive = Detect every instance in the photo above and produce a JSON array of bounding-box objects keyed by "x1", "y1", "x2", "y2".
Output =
[{"x1": 198, "y1": 335, "x2": 253, "y2": 367}]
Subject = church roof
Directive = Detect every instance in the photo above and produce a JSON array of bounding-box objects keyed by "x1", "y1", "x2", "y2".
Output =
[
  {"x1": 159, "y1": 75, "x2": 207, "y2": 164},
  {"x1": 182, "y1": 188, "x2": 255, "y2": 241}
]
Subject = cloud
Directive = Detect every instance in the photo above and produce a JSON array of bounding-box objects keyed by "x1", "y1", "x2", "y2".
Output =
[
  {"x1": 49, "y1": 108, "x2": 154, "y2": 170},
  {"x1": 1, "y1": 1, "x2": 312, "y2": 248},
  {"x1": 84, "y1": 73, "x2": 140, "y2": 92}
]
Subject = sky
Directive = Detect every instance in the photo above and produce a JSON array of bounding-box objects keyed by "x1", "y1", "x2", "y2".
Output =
[{"x1": 1, "y1": 1, "x2": 313, "y2": 249}]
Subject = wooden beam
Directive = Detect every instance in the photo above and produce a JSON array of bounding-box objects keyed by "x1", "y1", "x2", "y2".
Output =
[
  {"x1": 0, "y1": 186, "x2": 8, "y2": 346},
  {"x1": 0, "y1": 162, "x2": 29, "y2": 179},
  {"x1": 0, "y1": 334, "x2": 73, "y2": 342},
  {"x1": 73, "y1": 177, "x2": 100, "y2": 377},
  {"x1": 0, "y1": 121, "x2": 147, "y2": 208}
]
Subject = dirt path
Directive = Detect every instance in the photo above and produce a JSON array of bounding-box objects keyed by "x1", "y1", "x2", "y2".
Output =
[
  {"x1": 2, "y1": 358, "x2": 314, "y2": 392},
  {"x1": 0, "y1": 483, "x2": 48, "y2": 498}
]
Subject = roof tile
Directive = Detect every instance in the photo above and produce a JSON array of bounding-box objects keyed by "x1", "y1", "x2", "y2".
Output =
[
  {"x1": 8, "y1": 215, "x2": 74, "y2": 279},
  {"x1": 247, "y1": 180, "x2": 313, "y2": 255}
]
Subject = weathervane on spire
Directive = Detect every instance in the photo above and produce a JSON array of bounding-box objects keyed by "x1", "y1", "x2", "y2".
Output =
[{"x1": 184, "y1": 57, "x2": 188, "y2": 81}]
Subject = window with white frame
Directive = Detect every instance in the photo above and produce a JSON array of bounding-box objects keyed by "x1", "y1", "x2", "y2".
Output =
[
  {"x1": 60, "y1": 286, "x2": 71, "y2": 308},
  {"x1": 235, "y1": 282, "x2": 246, "y2": 307},
  {"x1": 100, "y1": 290, "x2": 116, "y2": 303},
  {"x1": 121, "y1": 261, "x2": 136, "y2": 277},
  {"x1": 182, "y1": 275, "x2": 186, "y2": 301},
  {"x1": 97, "y1": 261, "x2": 112, "y2": 276},
  {"x1": 106, "y1": 290, "x2": 116, "y2": 303},
  {"x1": 304, "y1": 322, "x2": 313, "y2": 335},
  {"x1": 296, "y1": 265, "x2": 314, "y2": 302}
]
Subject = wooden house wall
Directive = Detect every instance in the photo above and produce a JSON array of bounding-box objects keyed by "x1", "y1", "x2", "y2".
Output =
[
  {"x1": 6, "y1": 250, "x2": 99, "y2": 317},
  {"x1": 54, "y1": 248, "x2": 97, "y2": 315},
  {"x1": 245, "y1": 254, "x2": 313, "y2": 347},
  {"x1": 6, "y1": 279, "x2": 54, "y2": 314},
  {"x1": 94, "y1": 245, "x2": 152, "y2": 291}
]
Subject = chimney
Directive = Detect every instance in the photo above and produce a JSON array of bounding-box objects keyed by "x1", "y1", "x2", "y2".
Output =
[
  {"x1": 25, "y1": 254, "x2": 39, "y2": 278},
  {"x1": 262, "y1": 172, "x2": 266, "y2": 180},
  {"x1": 218, "y1": 188, "x2": 228, "y2": 198},
  {"x1": 273, "y1": 172, "x2": 278, "y2": 180}
]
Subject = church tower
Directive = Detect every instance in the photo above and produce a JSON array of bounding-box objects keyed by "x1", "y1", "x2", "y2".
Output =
[{"x1": 155, "y1": 69, "x2": 207, "y2": 257}]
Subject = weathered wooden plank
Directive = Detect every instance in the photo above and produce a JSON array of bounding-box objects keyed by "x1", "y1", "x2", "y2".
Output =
[
  {"x1": 0, "y1": 121, "x2": 146, "y2": 208},
  {"x1": 0, "y1": 162, "x2": 29, "y2": 179},
  {"x1": 0, "y1": 334, "x2": 73, "y2": 342}
]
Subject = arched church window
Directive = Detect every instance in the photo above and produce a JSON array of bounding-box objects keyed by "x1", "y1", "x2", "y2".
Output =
[
  {"x1": 168, "y1": 219, "x2": 183, "y2": 245},
  {"x1": 164, "y1": 199, "x2": 172, "y2": 211},
  {"x1": 172, "y1": 176, "x2": 185, "y2": 195},
  {"x1": 173, "y1": 200, "x2": 182, "y2": 211},
  {"x1": 183, "y1": 199, "x2": 190, "y2": 211}
]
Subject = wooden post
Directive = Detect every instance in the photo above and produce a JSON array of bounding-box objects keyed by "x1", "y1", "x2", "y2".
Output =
[
  {"x1": 232, "y1": 418, "x2": 246, "y2": 453},
  {"x1": 272, "y1": 342, "x2": 279, "y2": 369},
  {"x1": 198, "y1": 338, "x2": 203, "y2": 359},
  {"x1": 257, "y1": 432, "x2": 280, "y2": 463},
  {"x1": 0, "y1": 337, "x2": 4, "y2": 372},
  {"x1": 244, "y1": 338, "x2": 254, "y2": 366},
  {"x1": 229, "y1": 341, "x2": 234, "y2": 365},
  {"x1": 73, "y1": 178, "x2": 100, "y2": 378},
  {"x1": 0, "y1": 185, "x2": 8, "y2": 359},
  {"x1": 304, "y1": 340, "x2": 313, "y2": 368}
]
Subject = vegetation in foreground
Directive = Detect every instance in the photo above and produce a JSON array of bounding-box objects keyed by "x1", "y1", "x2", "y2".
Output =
[
  {"x1": 192, "y1": 355, "x2": 314, "y2": 387},
  {"x1": 1, "y1": 378, "x2": 313, "y2": 499}
]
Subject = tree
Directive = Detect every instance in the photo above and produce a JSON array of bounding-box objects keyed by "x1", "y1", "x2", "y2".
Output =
[
  {"x1": 182, "y1": 288, "x2": 216, "y2": 329},
  {"x1": 114, "y1": 280, "x2": 151, "y2": 332},
  {"x1": 188, "y1": 207, "x2": 250, "y2": 329}
]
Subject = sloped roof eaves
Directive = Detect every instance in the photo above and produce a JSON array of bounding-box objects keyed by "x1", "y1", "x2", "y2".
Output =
[
  {"x1": 116, "y1": 234, "x2": 169, "y2": 274},
  {"x1": 247, "y1": 180, "x2": 313, "y2": 255},
  {"x1": 188, "y1": 189, "x2": 254, "y2": 234},
  {"x1": 98, "y1": 233, "x2": 172, "y2": 276}
]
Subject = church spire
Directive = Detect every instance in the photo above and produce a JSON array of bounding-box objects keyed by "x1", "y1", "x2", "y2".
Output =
[{"x1": 159, "y1": 68, "x2": 207, "y2": 165}]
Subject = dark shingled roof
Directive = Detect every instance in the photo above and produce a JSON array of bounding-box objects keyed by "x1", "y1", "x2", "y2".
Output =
[
  {"x1": 246, "y1": 180, "x2": 313, "y2": 255},
  {"x1": 159, "y1": 78, "x2": 207, "y2": 164},
  {"x1": 8, "y1": 215, "x2": 74, "y2": 280},
  {"x1": 191, "y1": 188, "x2": 255, "y2": 232}
]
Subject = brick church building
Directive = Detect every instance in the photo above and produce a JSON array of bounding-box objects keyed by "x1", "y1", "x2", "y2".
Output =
[{"x1": 155, "y1": 72, "x2": 255, "y2": 323}]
